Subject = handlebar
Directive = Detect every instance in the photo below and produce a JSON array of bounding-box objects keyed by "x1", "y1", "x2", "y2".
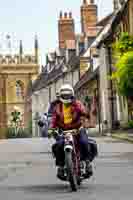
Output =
[
  {"x1": 48, "y1": 128, "x2": 78, "y2": 137},
  {"x1": 63, "y1": 129, "x2": 78, "y2": 135}
]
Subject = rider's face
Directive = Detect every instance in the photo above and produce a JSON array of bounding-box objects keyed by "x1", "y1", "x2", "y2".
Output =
[
  {"x1": 83, "y1": 118, "x2": 90, "y2": 128},
  {"x1": 80, "y1": 116, "x2": 85, "y2": 126}
]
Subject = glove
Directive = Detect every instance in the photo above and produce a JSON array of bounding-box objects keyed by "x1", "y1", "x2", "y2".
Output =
[
  {"x1": 38, "y1": 120, "x2": 44, "y2": 127},
  {"x1": 48, "y1": 129, "x2": 53, "y2": 138},
  {"x1": 48, "y1": 128, "x2": 58, "y2": 138}
]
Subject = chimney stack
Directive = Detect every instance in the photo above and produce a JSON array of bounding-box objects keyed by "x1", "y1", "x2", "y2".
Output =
[
  {"x1": 58, "y1": 11, "x2": 75, "y2": 49},
  {"x1": 81, "y1": 0, "x2": 97, "y2": 36}
]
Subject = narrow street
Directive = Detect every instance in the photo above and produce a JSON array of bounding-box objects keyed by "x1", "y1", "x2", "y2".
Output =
[{"x1": 0, "y1": 137, "x2": 133, "y2": 199}]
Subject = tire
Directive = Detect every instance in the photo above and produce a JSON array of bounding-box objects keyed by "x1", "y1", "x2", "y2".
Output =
[
  {"x1": 65, "y1": 150, "x2": 77, "y2": 192},
  {"x1": 77, "y1": 177, "x2": 81, "y2": 186}
]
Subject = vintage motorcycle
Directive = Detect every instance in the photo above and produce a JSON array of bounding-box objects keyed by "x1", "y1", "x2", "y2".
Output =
[{"x1": 49, "y1": 128, "x2": 93, "y2": 192}]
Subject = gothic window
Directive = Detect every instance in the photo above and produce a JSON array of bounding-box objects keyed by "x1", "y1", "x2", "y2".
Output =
[{"x1": 16, "y1": 80, "x2": 24, "y2": 98}]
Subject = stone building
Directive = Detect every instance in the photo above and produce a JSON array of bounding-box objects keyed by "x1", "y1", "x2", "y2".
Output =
[
  {"x1": 95, "y1": 0, "x2": 133, "y2": 130},
  {"x1": 30, "y1": 0, "x2": 99, "y2": 137},
  {"x1": 0, "y1": 37, "x2": 39, "y2": 138}
]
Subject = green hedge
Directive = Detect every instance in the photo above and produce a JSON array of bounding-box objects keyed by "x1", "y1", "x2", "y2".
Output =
[
  {"x1": 128, "y1": 121, "x2": 133, "y2": 129},
  {"x1": 5, "y1": 127, "x2": 32, "y2": 139}
]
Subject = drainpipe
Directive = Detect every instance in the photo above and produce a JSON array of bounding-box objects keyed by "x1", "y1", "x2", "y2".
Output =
[
  {"x1": 96, "y1": 74, "x2": 102, "y2": 135},
  {"x1": 107, "y1": 45, "x2": 114, "y2": 132},
  {"x1": 49, "y1": 86, "x2": 51, "y2": 103}
]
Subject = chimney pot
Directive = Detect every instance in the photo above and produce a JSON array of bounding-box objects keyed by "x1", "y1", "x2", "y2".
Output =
[
  {"x1": 64, "y1": 12, "x2": 67, "y2": 18},
  {"x1": 89, "y1": 0, "x2": 94, "y2": 4},
  {"x1": 69, "y1": 12, "x2": 72, "y2": 18},
  {"x1": 60, "y1": 11, "x2": 63, "y2": 18},
  {"x1": 83, "y1": 0, "x2": 87, "y2": 5}
]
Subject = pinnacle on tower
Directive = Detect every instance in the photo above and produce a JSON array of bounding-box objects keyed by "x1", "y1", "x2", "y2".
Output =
[
  {"x1": 19, "y1": 40, "x2": 23, "y2": 55},
  {"x1": 35, "y1": 35, "x2": 38, "y2": 50},
  {"x1": 19, "y1": 40, "x2": 23, "y2": 63},
  {"x1": 34, "y1": 35, "x2": 39, "y2": 64}
]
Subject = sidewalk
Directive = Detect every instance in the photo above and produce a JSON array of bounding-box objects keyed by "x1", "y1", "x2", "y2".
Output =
[{"x1": 112, "y1": 131, "x2": 133, "y2": 143}]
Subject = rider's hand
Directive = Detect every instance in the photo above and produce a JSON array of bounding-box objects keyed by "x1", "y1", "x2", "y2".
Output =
[{"x1": 48, "y1": 129, "x2": 53, "y2": 138}]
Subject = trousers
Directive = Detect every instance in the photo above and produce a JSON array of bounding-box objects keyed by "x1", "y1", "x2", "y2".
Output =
[{"x1": 52, "y1": 128, "x2": 98, "y2": 166}]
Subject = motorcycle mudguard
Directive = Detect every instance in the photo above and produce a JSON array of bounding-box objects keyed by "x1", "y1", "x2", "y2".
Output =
[
  {"x1": 64, "y1": 145, "x2": 73, "y2": 152},
  {"x1": 64, "y1": 133, "x2": 73, "y2": 152}
]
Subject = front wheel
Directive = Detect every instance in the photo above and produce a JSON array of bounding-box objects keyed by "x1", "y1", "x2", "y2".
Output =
[{"x1": 65, "y1": 150, "x2": 77, "y2": 192}]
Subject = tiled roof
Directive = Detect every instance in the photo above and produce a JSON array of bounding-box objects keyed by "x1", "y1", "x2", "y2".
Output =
[
  {"x1": 92, "y1": 0, "x2": 129, "y2": 48},
  {"x1": 74, "y1": 67, "x2": 99, "y2": 91},
  {"x1": 67, "y1": 55, "x2": 80, "y2": 71},
  {"x1": 29, "y1": 53, "x2": 80, "y2": 94},
  {"x1": 97, "y1": 13, "x2": 114, "y2": 27}
]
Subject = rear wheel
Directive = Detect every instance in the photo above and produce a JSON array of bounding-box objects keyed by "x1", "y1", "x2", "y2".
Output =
[{"x1": 65, "y1": 151, "x2": 77, "y2": 192}]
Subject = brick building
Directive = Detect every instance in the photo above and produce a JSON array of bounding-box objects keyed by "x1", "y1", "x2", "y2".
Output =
[
  {"x1": 81, "y1": 0, "x2": 97, "y2": 37},
  {"x1": 58, "y1": 12, "x2": 75, "y2": 49}
]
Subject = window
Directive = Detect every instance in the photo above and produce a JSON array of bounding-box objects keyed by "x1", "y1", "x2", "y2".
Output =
[{"x1": 16, "y1": 80, "x2": 24, "y2": 98}]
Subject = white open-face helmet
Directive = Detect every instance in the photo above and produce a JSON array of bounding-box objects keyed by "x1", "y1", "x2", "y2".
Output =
[{"x1": 59, "y1": 84, "x2": 74, "y2": 104}]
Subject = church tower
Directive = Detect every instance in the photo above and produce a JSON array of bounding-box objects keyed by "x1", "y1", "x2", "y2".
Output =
[{"x1": 0, "y1": 38, "x2": 39, "y2": 138}]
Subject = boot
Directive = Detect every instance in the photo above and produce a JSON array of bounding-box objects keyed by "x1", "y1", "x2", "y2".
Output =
[
  {"x1": 84, "y1": 160, "x2": 93, "y2": 178},
  {"x1": 57, "y1": 167, "x2": 66, "y2": 181}
]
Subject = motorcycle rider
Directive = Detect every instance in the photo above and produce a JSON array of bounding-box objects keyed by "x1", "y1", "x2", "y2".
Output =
[
  {"x1": 48, "y1": 92, "x2": 61, "y2": 125},
  {"x1": 49, "y1": 84, "x2": 93, "y2": 180},
  {"x1": 48, "y1": 92, "x2": 60, "y2": 115},
  {"x1": 38, "y1": 113, "x2": 48, "y2": 138}
]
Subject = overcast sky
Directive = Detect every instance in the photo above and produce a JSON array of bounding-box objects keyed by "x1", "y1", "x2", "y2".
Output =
[{"x1": 0, "y1": 0, "x2": 113, "y2": 64}]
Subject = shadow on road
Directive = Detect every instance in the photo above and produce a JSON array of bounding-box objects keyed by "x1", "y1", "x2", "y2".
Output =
[
  {"x1": 5, "y1": 184, "x2": 73, "y2": 194},
  {"x1": 2, "y1": 182, "x2": 96, "y2": 194}
]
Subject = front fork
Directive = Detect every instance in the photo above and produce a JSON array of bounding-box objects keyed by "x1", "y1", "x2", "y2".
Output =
[{"x1": 64, "y1": 135, "x2": 81, "y2": 177}]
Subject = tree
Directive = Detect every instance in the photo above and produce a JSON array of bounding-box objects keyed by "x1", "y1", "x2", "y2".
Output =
[
  {"x1": 112, "y1": 51, "x2": 133, "y2": 98},
  {"x1": 112, "y1": 33, "x2": 133, "y2": 98},
  {"x1": 113, "y1": 32, "x2": 133, "y2": 57}
]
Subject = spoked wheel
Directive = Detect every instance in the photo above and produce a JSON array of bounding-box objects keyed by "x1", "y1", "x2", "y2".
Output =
[{"x1": 65, "y1": 151, "x2": 77, "y2": 192}]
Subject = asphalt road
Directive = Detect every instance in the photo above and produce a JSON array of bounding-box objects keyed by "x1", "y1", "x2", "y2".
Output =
[{"x1": 0, "y1": 137, "x2": 133, "y2": 200}]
